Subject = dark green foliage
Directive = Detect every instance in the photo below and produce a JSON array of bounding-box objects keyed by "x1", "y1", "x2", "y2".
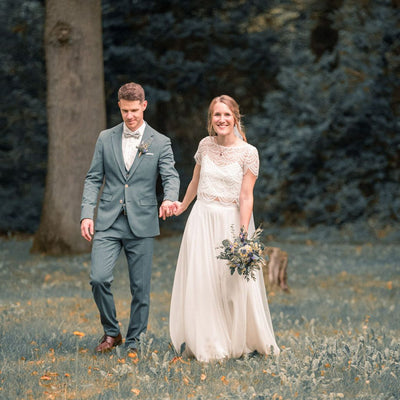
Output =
[
  {"x1": 0, "y1": 0, "x2": 47, "y2": 232},
  {"x1": 101, "y1": 0, "x2": 278, "y2": 132},
  {"x1": 250, "y1": 1, "x2": 400, "y2": 227},
  {"x1": 1, "y1": 0, "x2": 399, "y2": 233}
]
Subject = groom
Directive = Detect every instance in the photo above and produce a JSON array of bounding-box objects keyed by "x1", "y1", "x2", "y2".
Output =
[{"x1": 80, "y1": 82, "x2": 180, "y2": 353}]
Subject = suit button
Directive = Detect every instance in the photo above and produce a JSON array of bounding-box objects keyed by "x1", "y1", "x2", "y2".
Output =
[{"x1": 125, "y1": 184, "x2": 128, "y2": 188}]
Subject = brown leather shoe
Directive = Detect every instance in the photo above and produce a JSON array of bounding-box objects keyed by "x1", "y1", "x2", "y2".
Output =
[{"x1": 95, "y1": 333, "x2": 122, "y2": 353}]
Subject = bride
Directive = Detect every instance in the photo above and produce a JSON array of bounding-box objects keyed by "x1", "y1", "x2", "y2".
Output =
[{"x1": 169, "y1": 95, "x2": 279, "y2": 362}]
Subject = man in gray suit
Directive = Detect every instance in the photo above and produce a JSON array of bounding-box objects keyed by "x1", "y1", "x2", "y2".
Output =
[{"x1": 80, "y1": 82, "x2": 179, "y2": 353}]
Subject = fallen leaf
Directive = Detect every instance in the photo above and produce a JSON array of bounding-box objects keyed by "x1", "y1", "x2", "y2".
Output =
[
  {"x1": 73, "y1": 331, "x2": 85, "y2": 337},
  {"x1": 128, "y1": 352, "x2": 139, "y2": 364}
]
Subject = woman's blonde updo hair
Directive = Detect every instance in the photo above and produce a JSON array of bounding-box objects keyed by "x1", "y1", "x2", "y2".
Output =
[{"x1": 207, "y1": 95, "x2": 247, "y2": 142}]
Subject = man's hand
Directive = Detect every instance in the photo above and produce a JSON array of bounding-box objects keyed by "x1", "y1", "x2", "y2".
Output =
[
  {"x1": 81, "y1": 218, "x2": 94, "y2": 242},
  {"x1": 159, "y1": 200, "x2": 177, "y2": 220}
]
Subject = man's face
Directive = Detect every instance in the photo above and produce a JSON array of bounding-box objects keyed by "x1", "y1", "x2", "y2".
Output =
[{"x1": 118, "y1": 99, "x2": 147, "y2": 131}]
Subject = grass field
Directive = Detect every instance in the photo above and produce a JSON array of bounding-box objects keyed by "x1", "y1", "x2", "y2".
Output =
[{"x1": 0, "y1": 232, "x2": 399, "y2": 399}]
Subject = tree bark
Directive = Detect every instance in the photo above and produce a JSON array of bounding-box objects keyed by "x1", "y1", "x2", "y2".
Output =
[
  {"x1": 263, "y1": 247, "x2": 289, "y2": 292},
  {"x1": 32, "y1": 0, "x2": 105, "y2": 255}
]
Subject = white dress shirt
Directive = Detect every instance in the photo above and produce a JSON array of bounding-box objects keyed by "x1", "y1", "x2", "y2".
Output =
[{"x1": 122, "y1": 122, "x2": 146, "y2": 171}]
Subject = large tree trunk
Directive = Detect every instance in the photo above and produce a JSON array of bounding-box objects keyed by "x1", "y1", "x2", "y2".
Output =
[{"x1": 31, "y1": 0, "x2": 105, "y2": 255}]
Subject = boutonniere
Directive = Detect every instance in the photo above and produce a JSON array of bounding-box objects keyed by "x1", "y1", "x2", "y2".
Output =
[{"x1": 137, "y1": 141, "x2": 151, "y2": 157}]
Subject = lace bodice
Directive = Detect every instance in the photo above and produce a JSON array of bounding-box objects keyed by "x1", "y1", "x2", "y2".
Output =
[{"x1": 194, "y1": 136, "x2": 259, "y2": 205}]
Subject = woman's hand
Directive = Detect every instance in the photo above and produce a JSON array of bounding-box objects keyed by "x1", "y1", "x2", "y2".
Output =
[{"x1": 173, "y1": 201, "x2": 186, "y2": 216}]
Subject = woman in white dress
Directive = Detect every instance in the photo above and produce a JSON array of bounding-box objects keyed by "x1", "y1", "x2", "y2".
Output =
[{"x1": 169, "y1": 95, "x2": 279, "y2": 362}]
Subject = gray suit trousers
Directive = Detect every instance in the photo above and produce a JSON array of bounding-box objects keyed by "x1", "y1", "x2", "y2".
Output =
[{"x1": 90, "y1": 212, "x2": 154, "y2": 347}]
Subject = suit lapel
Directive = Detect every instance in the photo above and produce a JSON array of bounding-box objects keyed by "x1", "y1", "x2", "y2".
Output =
[
  {"x1": 111, "y1": 123, "x2": 126, "y2": 178},
  {"x1": 127, "y1": 124, "x2": 154, "y2": 179}
]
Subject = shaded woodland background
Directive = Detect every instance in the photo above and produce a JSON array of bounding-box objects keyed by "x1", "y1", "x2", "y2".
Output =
[{"x1": 1, "y1": 0, "x2": 399, "y2": 242}]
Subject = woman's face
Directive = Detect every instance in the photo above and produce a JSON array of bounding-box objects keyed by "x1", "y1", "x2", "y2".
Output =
[{"x1": 212, "y1": 101, "x2": 235, "y2": 137}]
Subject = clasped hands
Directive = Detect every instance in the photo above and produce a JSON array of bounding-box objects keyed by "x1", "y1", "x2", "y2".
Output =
[
  {"x1": 159, "y1": 200, "x2": 184, "y2": 220},
  {"x1": 81, "y1": 201, "x2": 184, "y2": 242}
]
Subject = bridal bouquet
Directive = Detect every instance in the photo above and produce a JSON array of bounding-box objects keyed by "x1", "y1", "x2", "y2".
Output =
[{"x1": 217, "y1": 226, "x2": 266, "y2": 281}]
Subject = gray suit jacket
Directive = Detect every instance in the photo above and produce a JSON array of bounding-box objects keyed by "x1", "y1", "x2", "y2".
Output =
[{"x1": 81, "y1": 122, "x2": 180, "y2": 237}]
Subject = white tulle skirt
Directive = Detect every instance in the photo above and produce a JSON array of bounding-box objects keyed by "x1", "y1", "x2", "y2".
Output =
[{"x1": 169, "y1": 199, "x2": 280, "y2": 362}]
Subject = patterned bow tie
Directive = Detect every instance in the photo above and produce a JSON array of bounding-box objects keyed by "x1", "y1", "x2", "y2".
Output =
[{"x1": 124, "y1": 130, "x2": 140, "y2": 139}]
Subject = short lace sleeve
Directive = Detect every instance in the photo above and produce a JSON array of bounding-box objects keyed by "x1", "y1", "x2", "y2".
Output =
[
  {"x1": 194, "y1": 137, "x2": 208, "y2": 165},
  {"x1": 244, "y1": 144, "x2": 259, "y2": 177}
]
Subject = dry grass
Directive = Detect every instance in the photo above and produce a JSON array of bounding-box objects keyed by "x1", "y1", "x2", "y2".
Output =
[{"x1": 0, "y1": 235, "x2": 399, "y2": 399}]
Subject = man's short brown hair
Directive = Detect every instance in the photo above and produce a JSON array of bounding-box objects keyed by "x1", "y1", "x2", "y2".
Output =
[{"x1": 118, "y1": 82, "x2": 145, "y2": 102}]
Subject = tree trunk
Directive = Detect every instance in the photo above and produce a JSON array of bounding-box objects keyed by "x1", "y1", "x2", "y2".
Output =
[
  {"x1": 263, "y1": 247, "x2": 289, "y2": 293},
  {"x1": 31, "y1": 0, "x2": 105, "y2": 255}
]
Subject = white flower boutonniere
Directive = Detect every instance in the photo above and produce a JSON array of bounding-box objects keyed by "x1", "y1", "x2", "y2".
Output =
[{"x1": 137, "y1": 141, "x2": 151, "y2": 157}]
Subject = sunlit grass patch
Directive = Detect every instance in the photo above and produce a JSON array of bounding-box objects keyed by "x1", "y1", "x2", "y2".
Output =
[{"x1": 0, "y1": 237, "x2": 399, "y2": 399}]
